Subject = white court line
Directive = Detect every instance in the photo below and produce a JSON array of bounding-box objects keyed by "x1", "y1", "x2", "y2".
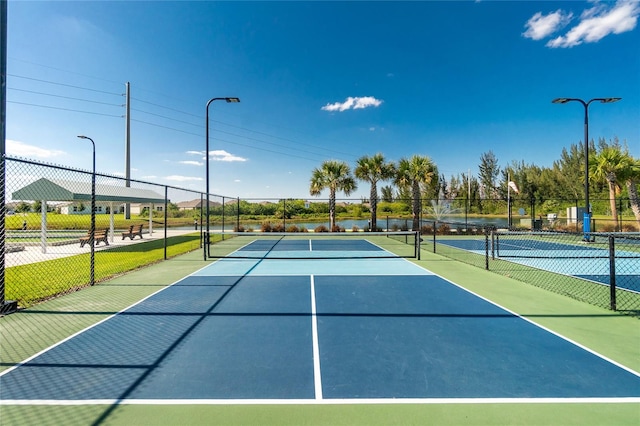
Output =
[
  {"x1": 0, "y1": 260, "x2": 218, "y2": 379},
  {"x1": 310, "y1": 274, "x2": 323, "y2": 400},
  {"x1": 2, "y1": 397, "x2": 639, "y2": 406}
]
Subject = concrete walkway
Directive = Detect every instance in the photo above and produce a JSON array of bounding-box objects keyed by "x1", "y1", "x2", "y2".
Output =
[{"x1": 5, "y1": 228, "x2": 200, "y2": 267}]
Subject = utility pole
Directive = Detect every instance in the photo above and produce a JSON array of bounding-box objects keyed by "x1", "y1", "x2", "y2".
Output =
[{"x1": 1, "y1": 0, "x2": 17, "y2": 314}]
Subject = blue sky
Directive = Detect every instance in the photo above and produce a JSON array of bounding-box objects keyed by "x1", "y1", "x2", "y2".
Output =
[{"x1": 5, "y1": 1, "x2": 640, "y2": 201}]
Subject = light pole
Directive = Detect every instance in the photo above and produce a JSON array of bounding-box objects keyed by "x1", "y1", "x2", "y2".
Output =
[
  {"x1": 205, "y1": 97, "x2": 240, "y2": 260},
  {"x1": 77, "y1": 135, "x2": 96, "y2": 284},
  {"x1": 552, "y1": 97, "x2": 621, "y2": 241}
]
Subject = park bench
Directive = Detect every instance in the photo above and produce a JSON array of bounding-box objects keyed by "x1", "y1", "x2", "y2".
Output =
[
  {"x1": 79, "y1": 228, "x2": 109, "y2": 248},
  {"x1": 122, "y1": 224, "x2": 144, "y2": 240}
]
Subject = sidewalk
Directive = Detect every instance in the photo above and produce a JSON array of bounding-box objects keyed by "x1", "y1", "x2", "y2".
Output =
[{"x1": 5, "y1": 228, "x2": 199, "y2": 267}]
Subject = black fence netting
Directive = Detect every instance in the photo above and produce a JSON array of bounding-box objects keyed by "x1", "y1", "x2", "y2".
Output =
[
  {"x1": 2, "y1": 157, "x2": 639, "y2": 316},
  {"x1": 429, "y1": 220, "x2": 640, "y2": 316},
  {"x1": 2, "y1": 157, "x2": 214, "y2": 310}
]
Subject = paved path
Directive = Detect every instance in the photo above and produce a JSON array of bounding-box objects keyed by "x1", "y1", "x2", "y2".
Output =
[{"x1": 6, "y1": 228, "x2": 199, "y2": 267}]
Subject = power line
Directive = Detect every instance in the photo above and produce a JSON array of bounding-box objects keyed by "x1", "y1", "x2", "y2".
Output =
[
  {"x1": 7, "y1": 70, "x2": 359, "y2": 162},
  {"x1": 9, "y1": 57, "x2": 124, "y2": 86},
  {"x1": 130, "y1": 118, "x2": 323, "y2": 162},
  {"x1": 7, "y1": 101, "x2": 122, "y2": 118},
  {"x1": 132, "y1": 95, "x2": 358, "y2": 159},
  {"x1": 8, "y1": 88, "x2": 123, "y2": 107},
  {"x1": 131, "y1": 108, "x2": 200, "y2": 128},
  {"x1": 7, "y1": 74, "x2": 122, "y2": 97},
  {"x1": 130, "y1": 97, "x2": 201, "y2": 119}
]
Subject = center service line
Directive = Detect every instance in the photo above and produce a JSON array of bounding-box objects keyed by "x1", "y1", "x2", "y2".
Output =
[{"x1": 310, "y1": 274, "x2": 323, "y2": 399}]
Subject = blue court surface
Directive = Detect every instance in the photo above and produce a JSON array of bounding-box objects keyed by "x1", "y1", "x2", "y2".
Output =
[
  {"x1": 1, "y1": 239, "x2": 639, "y2": 404},
  {"x1": 437, "y1": 238, "x2": 640, "y2": 293}
]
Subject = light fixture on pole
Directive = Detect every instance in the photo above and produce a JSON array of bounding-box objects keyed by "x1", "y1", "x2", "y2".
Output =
[
  {"x1": 77, "y1": 135, "x2": 96, "y2": 285},
  {"x1": 552, "y1": 97, "x2": 621, "y2": 241},
  {"x1": 204, "y1": 97, "x2": 240, "y2": 260}
]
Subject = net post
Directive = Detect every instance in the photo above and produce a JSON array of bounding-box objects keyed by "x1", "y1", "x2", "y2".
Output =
[
  {"x1": 608, "y1": 235, "x2": 616, "y2": 311},
  {"x1": 484, "y1": 228, "x2": 489, "y2": 270},
  {"x1": 416, "y1": 230, "x2": 421, "y2": 260},
  {"x1": 432, "y1": 221, "x2": 436, "y2": 253}
]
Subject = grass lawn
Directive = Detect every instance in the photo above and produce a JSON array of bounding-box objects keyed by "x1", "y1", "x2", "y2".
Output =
[{"x1": 5, "y1": 232, "x2": 220, "y2": 307}]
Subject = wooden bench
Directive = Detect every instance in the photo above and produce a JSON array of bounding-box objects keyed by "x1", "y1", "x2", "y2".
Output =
[
  {"x1": 122, "y1": 224, "x2": 144, "y2": 240},
  {"x1": 79, "y1": 228, "x2": 109, "y2": 248}
]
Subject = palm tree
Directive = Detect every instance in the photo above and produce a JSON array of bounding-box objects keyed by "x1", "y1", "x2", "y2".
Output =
[
  {"x1": 589, "y1": 146, "x2": 631, "y2": 228},
  {"x1": 381, "y1": 185, "x2": 394, "y2": 203},
  {"x1": 395, "y1": 155, "x2": 437, "y2": 231},
  {"x1": 309, "y1": 160, "x2": 357, "y2": 230},
  {"x1": 620, "y1": 156, "x2": 640, "y2": 225},
  {"x1": 355, "y1": 154, "x2": 395, "y2": 231}
]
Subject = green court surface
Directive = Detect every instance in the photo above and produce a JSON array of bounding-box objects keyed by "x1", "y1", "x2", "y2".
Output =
[{"x1": 1, "y1": 248, "x2": 638, "y2": 426}]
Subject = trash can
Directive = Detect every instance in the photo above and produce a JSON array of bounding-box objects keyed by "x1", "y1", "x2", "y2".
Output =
[{"x1": 533, "y1": 219, "x2": 542, "y2": 230}]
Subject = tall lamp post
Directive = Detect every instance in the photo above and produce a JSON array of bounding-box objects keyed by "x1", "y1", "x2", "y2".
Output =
[
  {"x1": 552, "y1": 97, "x2": 621, "y2": 241},
  {"x1": 205, "y1": 97, "x2": 240, "y2": 260},
  {"x1": 77, "y1": 135, "x2": 96, "y2": 285}
]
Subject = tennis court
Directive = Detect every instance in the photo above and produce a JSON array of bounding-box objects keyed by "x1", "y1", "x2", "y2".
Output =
[
  {"x1": 437, "y1": 233, "x2": 640, "y2": 293},
  {"x1": 1, "y1": 233, "x2": 639, "y2": 425}
]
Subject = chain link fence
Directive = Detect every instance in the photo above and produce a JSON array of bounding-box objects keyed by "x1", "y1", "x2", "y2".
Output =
[
  {"x1": 2, "y1": 157, "x2": 226, "y2": 310},
  {"x1": 2, "y1": 158, "x2": 639, "y2": 314},
  {"x1": 429, "y1": 220, "x2": 640, "y2": 316}
]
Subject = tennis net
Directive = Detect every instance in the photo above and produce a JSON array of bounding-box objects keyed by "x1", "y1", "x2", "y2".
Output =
[
  {"x1": 205, "y1": 230, "x2": 421, "y2": 260},
  {"x1": 494, "y1": 231, "x2": 640, "y2": 260}
]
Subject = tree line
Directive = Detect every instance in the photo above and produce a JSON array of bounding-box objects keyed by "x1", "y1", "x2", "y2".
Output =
[{"x1": 309, "y1": 138, "x2": 640, "y2": 231}]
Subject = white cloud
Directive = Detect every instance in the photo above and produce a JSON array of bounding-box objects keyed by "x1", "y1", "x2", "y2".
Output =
[
  {"x1": 186, "y1": 149, "x2": 246, "y2": 162},
  {"x1": 209, "y1": 150, "x2": 247, "y2": 162},
  {"x1": 524, "y1": 1, "x2": 640, "y2": 48},
  {"x1": 321, "y1": 96, "x2": 383, "y2": 112},
  {"x1": 547, "y1": 0, "x2": 640, "y2": 48},
  {"x1": 165, "y1": 175, "x2": 203, "y2": 182},
  {"x1": 6, "y1": 139, "x2": 65, "y2": 158},
  {"x1": 523, "y1": 10, "x2": 573, "y2": 40}
]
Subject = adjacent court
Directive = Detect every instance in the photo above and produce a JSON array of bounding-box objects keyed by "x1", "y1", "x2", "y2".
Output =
[
  {"x1": 1, "y1": 234, "x2": 639, "y2": 408},
  {"x1": 436, "y1": 235, "x2": 640, "y2": 293}
]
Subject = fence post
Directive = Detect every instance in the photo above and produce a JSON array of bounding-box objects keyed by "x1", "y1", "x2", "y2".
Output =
[
  {"x1": 608, "y1": 235, "x2": 617, "y2": 311},
  {"x1": 199, "y1": 193, "x2": 203, "y2": 248},
  {"x1": 491, "y1": 229, "x2": 496, "y2": 260},
  {"x1": 485, "y1": 228, "x2": 489, "y2": 270},
  {"x1": 163, "y1": 186, "x2": 168, "y2": 260},
  {"x1": 433, "y1": 221, "x2": 436, "y2": 253}
]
